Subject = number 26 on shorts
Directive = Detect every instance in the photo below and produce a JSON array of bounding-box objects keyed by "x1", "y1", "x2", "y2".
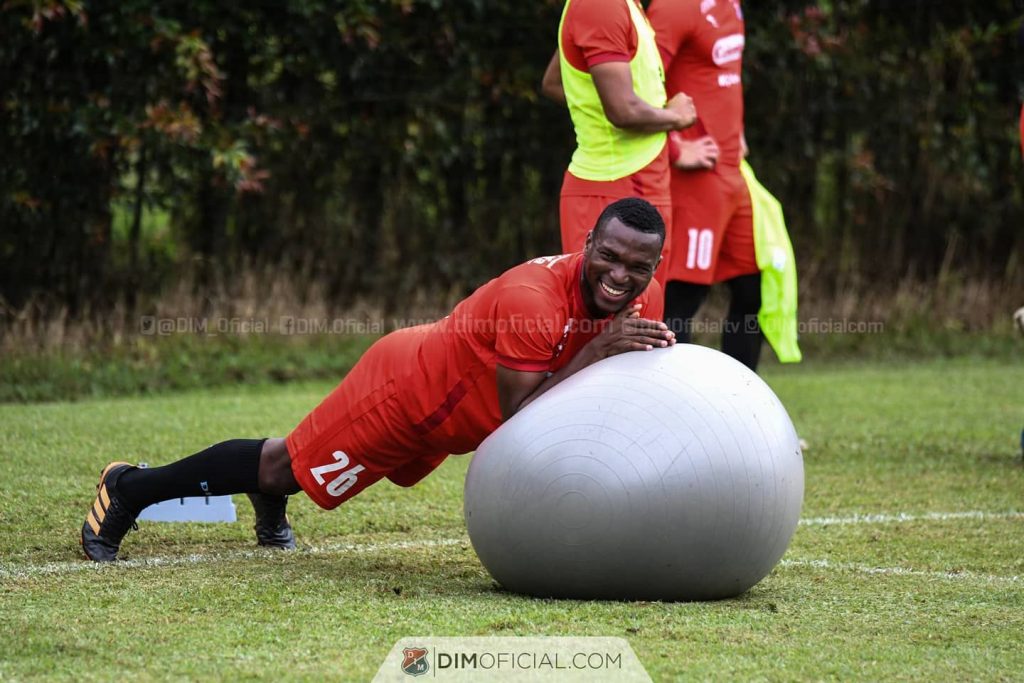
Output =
[{"x1": 310, "y1": 450, "x2": 365, "y2": 497}]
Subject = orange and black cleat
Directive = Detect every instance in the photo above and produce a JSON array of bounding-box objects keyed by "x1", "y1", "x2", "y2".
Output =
[{"x1": 81, "y1": 462, "x2": 139, "y2": 562}]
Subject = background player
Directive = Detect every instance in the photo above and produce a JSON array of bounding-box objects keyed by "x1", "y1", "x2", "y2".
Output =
[
  {"x1": 541, "y1": 0, "x2": 696, "y2": 275},
  {"x1": 648, "y1": 0, "x2": 763, "y2": 370},
  {"x1": 81, "y1": 198, "x2": 676, "y2": 562}
]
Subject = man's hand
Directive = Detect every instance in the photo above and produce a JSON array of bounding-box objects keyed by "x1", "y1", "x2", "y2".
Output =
[
  {"x1": 670, "y1": 133, "x2": 720, "y2": 170},
  {"x1": 587, "y1": 304, "x2": 676, "y2": 360},
  {"x1": 665, "y1": 92, "x2": 697, "y2": 130}
]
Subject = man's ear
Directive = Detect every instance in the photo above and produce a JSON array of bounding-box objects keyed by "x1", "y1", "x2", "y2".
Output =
[{"x1": 583, "y1": 230, "x2": 594, "y2": 252}]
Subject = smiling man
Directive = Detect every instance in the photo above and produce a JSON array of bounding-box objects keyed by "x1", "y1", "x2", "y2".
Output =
[{"x1": 81, "y1": 198, "x2": 676, "y2": 562}]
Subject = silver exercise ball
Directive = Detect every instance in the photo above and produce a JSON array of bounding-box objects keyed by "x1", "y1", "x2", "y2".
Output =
[{"x1": 464, "y1": 344, "x2": 803, "y2": 601}]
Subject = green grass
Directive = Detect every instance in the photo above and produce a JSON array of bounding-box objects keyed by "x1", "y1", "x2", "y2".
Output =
[
  {"x1": 1, "y1": 358, "x2": 1022, "y2": 681},
  {"x1": 0, "y1": 333, "x2": 376, "y2": 403},
  {"x1": 2, "y1": 323, "x2": 1020, "y2": 405}
]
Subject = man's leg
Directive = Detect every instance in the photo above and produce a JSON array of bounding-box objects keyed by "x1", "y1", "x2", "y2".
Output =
[
  {"x1": 248, "y1": 438, "x2": 299, "y2": 548},
  {"x1": 721, "y1": 273, "x2": 763, "y2": 371},
  {"x1": 386, "y1": 452, "x2": 449, "y2": 487},
  {"x1": 713, "y1": 172, "x2": 761, "y2": 371},
  {"x1": 663, "y1": 168, "x2": 723, "y2": 339},
  {"x1": 81, "y1": 330, "x2": 426, "y2": 561},
  {"x1": 663, "y1": 171, "x2": 716, "y2": 341},
  {"x1": 117, "y1": 438, "x2": 269, "y2": 507},
  {"x1": 255, "y1": 437, "x2": 300, "y2": 495},
  {"x1": 81, "y1": 438, "x2": 298, "y2": 561},
  {"x1": 664, "y1": 280, "x2": 710, "y2": 343}
]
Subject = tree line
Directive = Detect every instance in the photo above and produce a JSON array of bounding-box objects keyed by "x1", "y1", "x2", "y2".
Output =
[{"x1": 2, "y1": 0, "x2": 1022, "y2": 318}]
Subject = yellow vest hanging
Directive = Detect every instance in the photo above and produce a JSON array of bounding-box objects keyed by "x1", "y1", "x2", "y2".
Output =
[
  {"x1": 558, "y1": 0, "x2": 667, "y2": 181},
  {"x1": 741, "y1": 160, "x2": 802, "y2": 363}
]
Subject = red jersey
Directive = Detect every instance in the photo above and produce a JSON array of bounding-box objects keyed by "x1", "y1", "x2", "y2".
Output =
[
  {"x1": 287, "y1": 251, "x2": 663, "y2": 510},
  {"x1": 561, "y1": 0, "x2": 640, "y2": 71},
  {"x1": 400, "y1": 252, "x2": 663, "y2": 456},
  {"x1": 648, "y1": 0, "x2": 746, "y2": 168}
]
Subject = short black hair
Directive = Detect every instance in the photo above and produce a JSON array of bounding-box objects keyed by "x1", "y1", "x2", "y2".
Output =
[{"x1": 593, "y1": 197, "x2": 666, "y2": 244}]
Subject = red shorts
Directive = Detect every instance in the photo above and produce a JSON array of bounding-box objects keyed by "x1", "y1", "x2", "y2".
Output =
[
  {"x1": 663, "y1": 166, "x2": 757, "y2": 285},
  {"x1": 559, "y1": 146, "x2": 673, "y2": 283},
  {"x1": 560, "y1": 194, "x2": 672, "y2": 255},
  {"x1": 286, "y1": 331, "x2": 449, "y2": 510}
]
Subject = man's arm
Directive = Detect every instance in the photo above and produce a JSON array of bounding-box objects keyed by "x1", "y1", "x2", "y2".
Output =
[
  {"x1": 541, "y1": 51, "x2": 565, "y2": 103},
  {"x1": 496, "y1": 305, "x2": 675, "y2": 420},
  {"x1": 496, "y1": 366, "x2": 550, "y2": 420},
  {"x1": 591, "y1": 62, "x2": 695, "y2": 132}
]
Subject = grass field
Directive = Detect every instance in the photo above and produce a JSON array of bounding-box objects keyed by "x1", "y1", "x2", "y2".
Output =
[{"x1": 1, "y1": 356, "x2": 1022, "y2": 681}]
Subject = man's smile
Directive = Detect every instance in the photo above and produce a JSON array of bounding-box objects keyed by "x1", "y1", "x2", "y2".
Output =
[{"x1": 599, "y1": 280, "x2": 628, "y2": 298}]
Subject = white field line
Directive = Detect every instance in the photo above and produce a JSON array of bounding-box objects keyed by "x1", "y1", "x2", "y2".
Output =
[
  {"x1": 780, "y1": 558, "x2": 1022, "y2": 586},
  {"x1": 799, "y1": 510, "x2": 1023, "y2": 526},
  {"x1": 2, "y1": 510, "x2": 1021, "y2": 582},
  {"x1": 0, "y1": 538, "x2": 467, "y2": 581}
]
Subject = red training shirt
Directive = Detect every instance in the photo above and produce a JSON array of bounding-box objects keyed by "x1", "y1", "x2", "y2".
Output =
[
  {"x1": 399, "y1": 252, "x2": 664, "y2": 456},
  {"x1": 648, "y1": 0, "x2": 746, "y2": 168}
]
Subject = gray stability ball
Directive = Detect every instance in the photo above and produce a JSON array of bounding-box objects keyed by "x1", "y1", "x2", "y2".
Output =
[{"x1": 464, "y1": 344, "x2": 804, "y2": 601}]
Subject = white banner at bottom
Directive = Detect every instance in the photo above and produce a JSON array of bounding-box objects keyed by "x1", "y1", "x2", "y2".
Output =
[{"x1": 372, "y1": 637, "x2": 651, "y2": 682}]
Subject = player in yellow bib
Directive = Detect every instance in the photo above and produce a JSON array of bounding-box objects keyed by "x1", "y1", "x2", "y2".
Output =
[{"x1": 542, "y1": 0, "x2": 696, "y2": 284}]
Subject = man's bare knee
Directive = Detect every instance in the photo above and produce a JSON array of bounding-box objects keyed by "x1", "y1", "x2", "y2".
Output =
[{"x1": 258, "y1": 438, "x2": 301, "y2": 496}]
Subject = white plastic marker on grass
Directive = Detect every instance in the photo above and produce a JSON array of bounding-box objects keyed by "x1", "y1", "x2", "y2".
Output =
[{"x1": 137, "y1": 495, "x2": 237, "y2": 522}]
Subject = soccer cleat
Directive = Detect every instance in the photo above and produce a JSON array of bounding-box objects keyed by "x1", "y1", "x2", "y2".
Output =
[
  {"x1": 246, "y1": 493, "x2": 296, "y2": 550},
  {"x1": 81, "y1": 462, "x2": 139, "y2": 562}
]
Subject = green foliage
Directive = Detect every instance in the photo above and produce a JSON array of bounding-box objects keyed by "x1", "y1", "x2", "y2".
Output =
[
  {"x1": 1, "y1": 0, "x2": 1022, "y2": 316},
  {"x1": 743, "y1": 1, "x2": 1024, "y2": 285},
  {"x1": 1, "y1": 0, "x2": 570, "y2": 314}
]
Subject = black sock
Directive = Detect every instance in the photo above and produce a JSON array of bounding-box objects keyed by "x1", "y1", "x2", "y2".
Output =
[
  {"x1": 664, "y1": 280, "x2": 710, "y2": 343},
  {"x1": 117, "y1": 439, "x2": 266, "y2": 514},
  {"x1": 721, "y1": 273, "x2": 763, "y2": 371}
]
